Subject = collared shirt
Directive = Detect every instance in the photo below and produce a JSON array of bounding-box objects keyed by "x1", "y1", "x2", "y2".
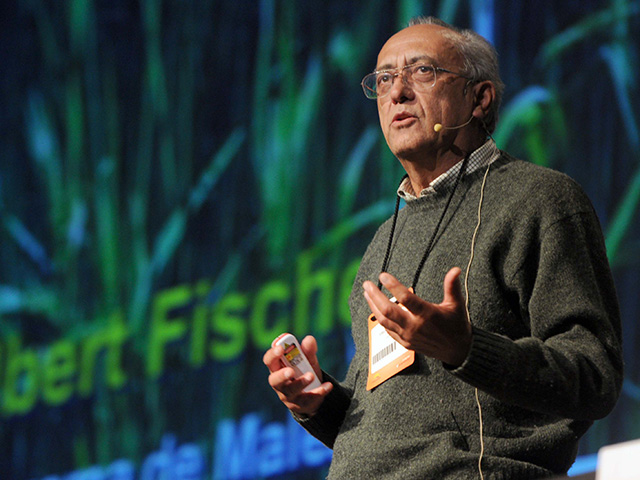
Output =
[{"x1": 397, "y1": 139, "x2": 501, "y2": 201}]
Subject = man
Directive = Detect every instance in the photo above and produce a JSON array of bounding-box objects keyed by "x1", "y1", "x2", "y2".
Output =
[{"x1": 264, "y1": 16, "x2": 623, "y2": 479}]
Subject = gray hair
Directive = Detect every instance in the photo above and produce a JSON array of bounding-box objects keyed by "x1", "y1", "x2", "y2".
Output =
[{"x1": 408, "y1": 16, "x2": 505, "y2": 133}]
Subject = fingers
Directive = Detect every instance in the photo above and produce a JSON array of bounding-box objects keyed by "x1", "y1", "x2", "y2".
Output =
[
  {"x1": 367, "y1": 269, "x2": 466, "y2": 318},
  {"x1": 362, "y1": 287, "x2": 383, "y2": 318},
  {"x1": 300, "y1": 335, "x2": 318, "y2": 356},
  {"x1": 266, "y1": 363, "x2": 333, "y2": 415},
  {"x1": 364, "y1": 284, "x2": 403, "y2": 330},
  {"x1": 264, "y1": 336, "x2": 319, "y2": 394},
  {"x1": 378, "y1": 272, "x2": 408, "y2": 301},
  {"x1": 263, "y1": 335, "x2": 332, "y2": 416},
  {"x1": 267, "y1": 367, "x2": 313, "y2": 396},
  {"x1": 300, "y1": 335, "x2": 323, "y2": 379},
  {"x1": 263, "y1": 344, "x2": 285, "y2": 374},
  {"x1": 442, "y1": 267, "x2": 464, "y2": 307},
  {"x1": 363, "y1": 273, "x2": 422, "y2": 322},
  {"x1": 379, "y1": 272, "x2": 427, "y2": 314}
]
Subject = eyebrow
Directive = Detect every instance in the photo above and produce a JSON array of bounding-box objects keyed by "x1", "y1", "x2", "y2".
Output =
[{"x1": 375, "y1": 54, "x2": 438, "y2": 72}]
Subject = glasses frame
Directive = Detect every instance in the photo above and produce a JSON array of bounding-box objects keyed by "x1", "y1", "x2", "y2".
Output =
[{"x1": 361, "y1": 63, "x2": 473, "y2": 100}]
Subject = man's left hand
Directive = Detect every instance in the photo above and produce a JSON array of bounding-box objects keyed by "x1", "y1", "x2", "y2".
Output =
[{"x1": 363, "y1": 267, "x2": 472, "y2": 367}]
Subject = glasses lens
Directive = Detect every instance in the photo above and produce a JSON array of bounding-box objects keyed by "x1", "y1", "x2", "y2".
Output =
[
  {"x1": 361, "y1": 73, "x2": 378, "y2": 99},
  {"x1": 411, "y1": 65, "x2": 436, "y2": 88}
]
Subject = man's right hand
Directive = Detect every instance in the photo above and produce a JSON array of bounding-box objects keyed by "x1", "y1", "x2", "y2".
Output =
[{"x1": 263, "y1": 335, "x2": 333, "y2": 417}]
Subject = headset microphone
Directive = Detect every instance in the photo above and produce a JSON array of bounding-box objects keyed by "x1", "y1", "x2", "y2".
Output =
[{"x1": 433, "y1": 115, "x2": 474, "y2": 132}]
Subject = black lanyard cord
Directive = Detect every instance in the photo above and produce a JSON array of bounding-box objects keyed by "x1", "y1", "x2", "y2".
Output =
[{"x1": 377, "y1": 174, "x2": 408, "y2": 289}]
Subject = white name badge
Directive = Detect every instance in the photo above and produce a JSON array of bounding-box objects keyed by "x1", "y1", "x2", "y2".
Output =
[
  {"x1": 370, "y1": 322, "x2": 410, "y2": 374},
  {"x1": 366, "y1": 296, "x2": 415, "y2": 390}
]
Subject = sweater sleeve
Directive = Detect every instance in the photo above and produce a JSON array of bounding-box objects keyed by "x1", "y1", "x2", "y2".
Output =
[
  {"x1": 449, "y1": 208, "x2": 623, "y2": 421},
  {"x1": 291, "y1": 371, "x2": 352, "y2": 448},
  {"x1": 292, "y1": 220, "x2": 398, "y2": 446}
]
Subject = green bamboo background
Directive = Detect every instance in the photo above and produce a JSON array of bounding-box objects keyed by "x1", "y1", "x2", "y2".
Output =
[{"x1": 1, "y1": 0, "x2": 639, "y2": 478}]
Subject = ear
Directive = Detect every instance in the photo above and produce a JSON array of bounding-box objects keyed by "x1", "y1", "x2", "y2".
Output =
[{"x1": 471, "y1": 81, "x2": 495, "y2": 120}]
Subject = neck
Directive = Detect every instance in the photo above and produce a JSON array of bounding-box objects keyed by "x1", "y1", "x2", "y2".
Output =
[
  {"x1": 398, "y1": 132, "x2": 486, "y2": 195},
  {"x1": 399, "y1": 153, "x2": 460, "y2": 195}
]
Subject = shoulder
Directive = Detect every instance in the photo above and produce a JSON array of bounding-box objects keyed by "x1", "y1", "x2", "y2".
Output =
[{"x1": 488, "y1": 152, "x2": 596, "y2": 222}]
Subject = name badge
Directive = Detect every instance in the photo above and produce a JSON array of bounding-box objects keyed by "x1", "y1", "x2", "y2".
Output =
[{"x1": 366, "y1": 296, "x2": 415, "y2": 390}]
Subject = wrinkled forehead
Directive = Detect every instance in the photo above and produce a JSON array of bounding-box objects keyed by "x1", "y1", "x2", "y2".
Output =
[{"x1": 376, "y1": 24, "x2": 462, "y2": 71}]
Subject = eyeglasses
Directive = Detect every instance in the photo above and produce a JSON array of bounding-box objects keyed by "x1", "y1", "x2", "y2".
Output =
[{"x1": 361, "y1": 63, "x2": 472, "y2": 99}]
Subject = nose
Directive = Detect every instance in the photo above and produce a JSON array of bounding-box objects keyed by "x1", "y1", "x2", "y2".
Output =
[{"x1": 388, "y1": 71, "x2": 414, "y2": 103}]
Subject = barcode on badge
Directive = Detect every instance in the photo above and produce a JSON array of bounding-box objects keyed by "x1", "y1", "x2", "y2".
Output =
[{"x1": 372, "y1": 342, "x2": 396, "y2": 367}]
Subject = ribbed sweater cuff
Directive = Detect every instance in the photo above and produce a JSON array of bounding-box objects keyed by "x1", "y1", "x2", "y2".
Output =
[
  {"x1": 291, "y1": 371, "x2": 351, "y2": 449},
  {"x1": 447, "y1": 326, "x2": 514, "y2": 390}
]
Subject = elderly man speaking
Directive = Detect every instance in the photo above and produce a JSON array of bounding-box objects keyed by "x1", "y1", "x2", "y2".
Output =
[{"x1": 264, "y1": 16, "x2": 623, "y2": 480}]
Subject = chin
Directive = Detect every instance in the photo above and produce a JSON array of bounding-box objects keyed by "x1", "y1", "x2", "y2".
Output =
[{"x1": 389, "y1": 139, "x2": 433, "y2": 160}]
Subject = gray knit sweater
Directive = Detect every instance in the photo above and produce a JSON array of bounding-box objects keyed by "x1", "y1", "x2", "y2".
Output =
[{"x1": 297, "y1": 154, "x2": 623, "y2": 479}]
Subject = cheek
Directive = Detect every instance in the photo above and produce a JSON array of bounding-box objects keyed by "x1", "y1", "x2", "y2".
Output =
[
  {"x1": 420, "y1": 97, "x2": 441, "y2": 117},
  {"x1": 377, "y1": 104, "x2": 391, "y2": 134}
]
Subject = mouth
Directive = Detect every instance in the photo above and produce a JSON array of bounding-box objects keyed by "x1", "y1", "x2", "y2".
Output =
[{"x1": 392, "y1": 112, "x2": 417, "y2": 126}]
